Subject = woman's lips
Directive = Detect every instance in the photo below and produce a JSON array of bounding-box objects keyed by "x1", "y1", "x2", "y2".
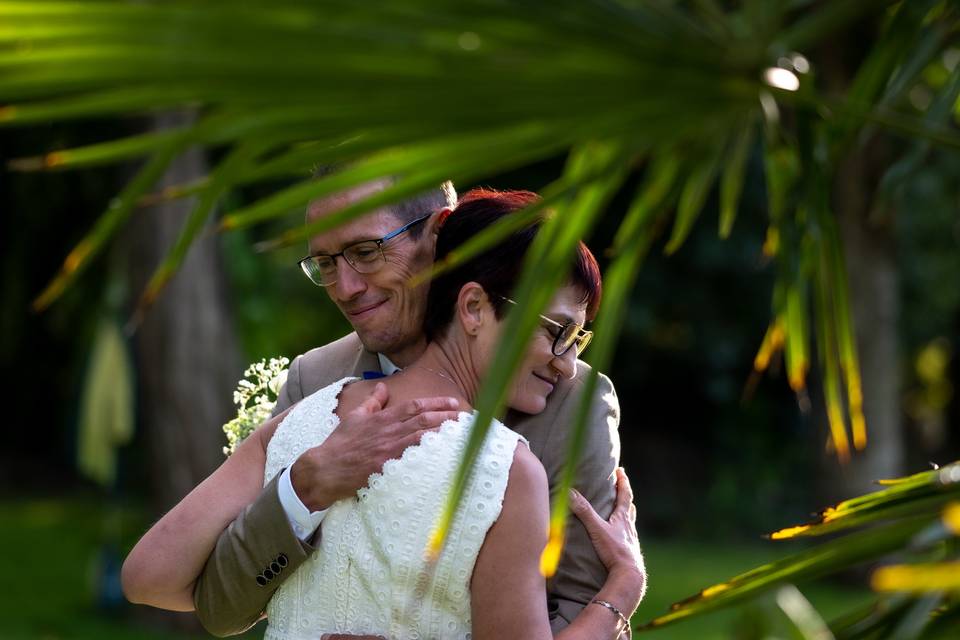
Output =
[{"x1": 532, "y1": 372, "x2": 556, "y2": 392}]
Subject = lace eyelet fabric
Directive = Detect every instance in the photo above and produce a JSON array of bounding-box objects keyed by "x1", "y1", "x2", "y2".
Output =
[{"x1": 263, "y1": 377, "x2": 526, "y2": 640}]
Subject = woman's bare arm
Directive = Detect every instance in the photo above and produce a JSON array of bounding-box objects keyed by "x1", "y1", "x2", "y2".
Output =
[
  {"x1": 471, "y1": 444, "x2": 553, "y2": 638},
  {"x1": 471, "y1": 448, "x2": 644, "y2": 640},
  {"x1": 121, "y1": 409, "x2": 289, "y2": 611}
]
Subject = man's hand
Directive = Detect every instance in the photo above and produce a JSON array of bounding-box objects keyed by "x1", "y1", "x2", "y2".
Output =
[
  {"x1": 291, "y1": 382, "x2": 460, "y2": 511},
  {"x1": 568, "y1": 467, "x2": 646, "y2": 611}
]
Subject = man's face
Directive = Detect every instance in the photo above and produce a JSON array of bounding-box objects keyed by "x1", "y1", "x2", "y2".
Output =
[{"x1": 306, "y1": 186, "x2": 437, "y2": 364}]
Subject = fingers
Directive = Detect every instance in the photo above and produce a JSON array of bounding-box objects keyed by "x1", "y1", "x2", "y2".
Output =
[
  {"x1": 354, "y1": 382, "x2": 389, "y2": 417},
  {"x1": 614, "y1": 467, "x2": 635, "y2": 515},
  {"x1": 568, "y1": 488, "x2": 605, "y2": 533},
  {"x1": 388, "y1": 396, "x2": 460, "y2": 423},
  {"x1": 396, "y1": 409, "x2": 462, "y2": 434},
  {"x1": 369, "y1": 382, "x2": 389, "y2": 410}
]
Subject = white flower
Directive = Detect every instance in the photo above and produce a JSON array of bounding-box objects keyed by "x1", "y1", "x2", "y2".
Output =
[{"x1": 222, "y1": 356, "x2": 290, "y2": 456}]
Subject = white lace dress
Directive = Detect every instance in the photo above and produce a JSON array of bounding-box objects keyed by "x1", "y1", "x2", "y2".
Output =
[{"x1": 262, "y1": 377, "x2": 525, "y2": 640}]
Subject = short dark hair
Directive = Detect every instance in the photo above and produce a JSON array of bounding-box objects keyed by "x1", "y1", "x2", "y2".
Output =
[{"x1": 423, "y1": 188, "x2": 602, "y2": 342}]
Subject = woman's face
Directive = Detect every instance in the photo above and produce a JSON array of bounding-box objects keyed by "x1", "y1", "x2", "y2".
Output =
[{"x1": 503, "y1": 285, "x2": 588, "y2": 415}]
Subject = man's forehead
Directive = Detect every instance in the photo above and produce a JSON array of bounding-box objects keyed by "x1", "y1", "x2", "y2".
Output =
[{"x1": 306, "y1": 205, "x2": 401, "y2": 252}]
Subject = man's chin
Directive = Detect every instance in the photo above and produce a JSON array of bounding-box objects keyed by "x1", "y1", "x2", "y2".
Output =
[{"x1": 354, "y1": 325, "x2": 405, "y2": 355}]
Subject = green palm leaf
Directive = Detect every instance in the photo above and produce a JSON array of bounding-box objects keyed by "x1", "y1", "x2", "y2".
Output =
[{"x1": 641, "y1": 515, "x2": 945, "y2": 630}]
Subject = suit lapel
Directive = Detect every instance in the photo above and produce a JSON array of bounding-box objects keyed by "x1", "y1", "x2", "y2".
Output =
[{"x1": 350, "y1": 340, "x2": 381, "y2": 377}]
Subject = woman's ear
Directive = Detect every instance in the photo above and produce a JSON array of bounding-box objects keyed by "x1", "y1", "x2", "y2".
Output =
[{"x1": 456, "y1": 282, "x2": 488, "y2": 336}]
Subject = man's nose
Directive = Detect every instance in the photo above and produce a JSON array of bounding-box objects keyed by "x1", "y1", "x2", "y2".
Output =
[
  {"x1": 330, "y1": 259, "x2": 367, "y2": 301},
  {"x1": 550, "y1": 346, "x2": 578, "y2": 380}
]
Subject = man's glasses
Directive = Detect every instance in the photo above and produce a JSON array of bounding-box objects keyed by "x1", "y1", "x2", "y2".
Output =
[
  {"x1": 299, "y1": 213, "x2": 431, "y2": 287},
  {"x1": 498, "y1": 295, "x2": 593, "y2": 357}
]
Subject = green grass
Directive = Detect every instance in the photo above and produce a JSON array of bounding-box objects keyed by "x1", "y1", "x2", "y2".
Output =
[
  {"x1": 0, "y1": 494, "x2": 264, "y2": 640},
  {"x1": 1, "y1": 495, "x2": 872, "y2": 639}
]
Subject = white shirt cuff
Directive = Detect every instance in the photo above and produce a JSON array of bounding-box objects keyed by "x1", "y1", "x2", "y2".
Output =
[{"x1": 277, "y1": 465, "x2": 328, "y2": 542}]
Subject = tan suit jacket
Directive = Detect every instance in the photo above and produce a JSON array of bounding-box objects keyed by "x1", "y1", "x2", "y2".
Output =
[{"x1": 194, "y1": 332, "x2": 621, "y2": 636}]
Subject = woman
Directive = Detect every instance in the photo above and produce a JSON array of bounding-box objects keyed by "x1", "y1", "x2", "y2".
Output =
[{"x1": 129, "y1": 189, "x2": 644, "y2": 638}]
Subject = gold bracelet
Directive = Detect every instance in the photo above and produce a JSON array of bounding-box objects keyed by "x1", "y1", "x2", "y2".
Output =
[{"x1": 590, "y1": 598, "x2": 631, "y2": 639}]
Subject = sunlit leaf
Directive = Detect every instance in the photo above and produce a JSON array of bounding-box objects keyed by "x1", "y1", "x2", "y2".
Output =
[
  {"x1": 768, "y1": 463, "x2": 960, "y2": 540},
  {"x1": 542, "y1": 155, "x2": 675, "y2": 576},
  {"x1": 784, "y1": 272, "x2": 809, "y2": 393},
  {"x1": 754, "y1": 316, "x2": 786, "y2": 372},
  {"x1": 819, "y1": 210, "x2": 867, "y2": 450},
  {"x1": 642, "y1": 516, "x2": 935, "y2": 629},
  {"x1": 872, "y1": 563, "x2": 960, "y2": 592}
]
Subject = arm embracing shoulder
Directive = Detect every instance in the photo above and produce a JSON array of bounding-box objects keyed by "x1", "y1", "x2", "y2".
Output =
[
  {"x1": 548, "y1": 371, "x2": 623, "y2": 628},
  {"x1": 471, "y1": 443, "x2": 553, "y2": 640},
  {"x1": 121, "y1": 412, "x2": 284, "y2": 612}
]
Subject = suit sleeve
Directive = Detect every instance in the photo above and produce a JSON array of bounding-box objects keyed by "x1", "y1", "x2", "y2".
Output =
[
  {"x1": 547, "y1": 372, "x2": 622, "y2": 632},
  {"x1": 193, "y1": 473, "x2": 316, "y2": 637},
  {"x1": 193, "y1": 359, "x2": 311, "y2": 636}
]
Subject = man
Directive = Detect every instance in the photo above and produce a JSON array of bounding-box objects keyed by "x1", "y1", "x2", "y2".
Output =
[{"x1": 192, "y1": 179, "x2": 633, "y2": 634}]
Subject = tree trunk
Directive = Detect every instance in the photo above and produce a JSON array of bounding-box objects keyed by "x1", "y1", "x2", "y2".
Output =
[{"x1": 124, "y1": 111, "x2": 242, "y2": 511}]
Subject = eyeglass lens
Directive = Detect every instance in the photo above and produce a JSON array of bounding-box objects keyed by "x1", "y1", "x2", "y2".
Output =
[
  {"x1": 306, "y1": 241, "x2": 384, "y2": 285},
  {"x1": 553, "y1": 323, "x2": 591, "y2": 356}
]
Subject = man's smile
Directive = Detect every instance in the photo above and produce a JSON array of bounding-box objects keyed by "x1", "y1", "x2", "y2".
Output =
[{"x1": 346, "y1": 299, "x2": 388, "y2": 319}]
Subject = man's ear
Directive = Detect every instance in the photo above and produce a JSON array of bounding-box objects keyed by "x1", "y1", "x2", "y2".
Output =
[
  {"x1": 456, "y1": 282, "x2": 488, "y2": 336},
  {"x1": 427, "y1": 207, "x2": 452, "y2": 239}
]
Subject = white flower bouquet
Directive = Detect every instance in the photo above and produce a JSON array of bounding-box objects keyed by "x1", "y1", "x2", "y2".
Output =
[{"x1": 222, "y1": 356, "x2": 289, "y2": 456}]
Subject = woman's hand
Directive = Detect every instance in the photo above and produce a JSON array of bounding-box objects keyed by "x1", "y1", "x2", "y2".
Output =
[{"x1": 569, "y1": 467, "x2": 646, "y2": 608}]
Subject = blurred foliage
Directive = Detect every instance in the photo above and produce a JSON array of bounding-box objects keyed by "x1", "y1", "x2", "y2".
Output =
[
  {"x1": 898, "y1": 148, "x2": 960, "y2": 465},
  {"x1": 641, "y1": 464, "x2": 960, "y2": 637}
]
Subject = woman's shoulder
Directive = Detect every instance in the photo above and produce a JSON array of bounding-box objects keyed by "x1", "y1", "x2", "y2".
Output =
[
  {"x1": 333, "y1": 376, "x2": 378, "y2": 417},
  {"x1": 508, "y1": 439, "x2": 547, "y2": 495}
]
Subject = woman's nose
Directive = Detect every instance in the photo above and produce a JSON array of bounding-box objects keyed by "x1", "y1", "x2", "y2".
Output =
[{"x1": 550, "y1": 346, "x2": 578, "y2": 380}]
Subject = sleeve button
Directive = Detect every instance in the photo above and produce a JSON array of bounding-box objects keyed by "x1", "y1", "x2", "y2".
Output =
[{"x1": 256, "y1": 575, "x2": 267, "y2": 587}]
